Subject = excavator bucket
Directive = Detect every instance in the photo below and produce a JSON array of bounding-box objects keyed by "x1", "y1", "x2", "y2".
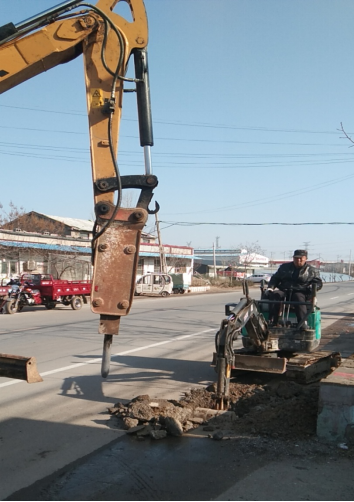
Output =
[
  {"x1": 0, "y1": 353, "x2": 43, "y2": 383},
  {"x1": 233, "y1": 354, "x2": 287, "y2": 374}
]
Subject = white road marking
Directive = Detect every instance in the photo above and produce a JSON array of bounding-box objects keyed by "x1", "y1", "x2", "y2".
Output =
[
  {"x1": 347, "y1": 293, "x2": 354, "y2": 296},
  {"x1": 330, "y1": 297, "x2": 339, "y2": 299},
  {"x1": 0, "y1": 328, "x2": 215, "y2": 388}
]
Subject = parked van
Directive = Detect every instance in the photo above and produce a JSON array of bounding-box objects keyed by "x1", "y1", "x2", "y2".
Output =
[{"x1": 135, "y1": 273, "x2": 173, "y2": 297}]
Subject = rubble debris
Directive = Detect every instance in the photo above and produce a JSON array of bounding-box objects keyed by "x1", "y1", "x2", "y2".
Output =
[
  {"x1": 164, "y1": 417, "x2": 183, "y2": 436},
  {"x1": 107, "y1": 377, "x2": 322, "y2": 441},
  {"x1": 125, "y1": 425, "x2": 146, "y2": 435},
  {"x1": 212, "y1": 431, "x2": 224, "y2": 441},
  {"x1": 150, "y1": 429, "x2": 167, "y2": 440},
  {"x1": 123, "y1": 417, "x2": 139, "y2": 429}
]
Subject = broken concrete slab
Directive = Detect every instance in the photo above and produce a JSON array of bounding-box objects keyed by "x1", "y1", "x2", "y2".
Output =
[
  {"x1": 164, "y1": 417, "x2": 183, "y2": 436},
  {"x1": 107, "y1": 392, "x2": 240, "y2": 439},
  {"x1": 149, "y1": 429, "x2": 167, "y2": 440}
]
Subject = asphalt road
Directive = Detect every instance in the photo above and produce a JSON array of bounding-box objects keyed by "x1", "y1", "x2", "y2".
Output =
[{"x1": 1, "y1": 283, "x2": 354, "y2": 500}]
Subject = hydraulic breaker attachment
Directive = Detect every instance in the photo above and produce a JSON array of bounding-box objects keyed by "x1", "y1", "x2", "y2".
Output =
[
  {"x1": 92, "y1": 175, "x2": 158, "y2": 378},
  {"x1": 0, "y1": 353, "x2": 43, "y2": 383}
]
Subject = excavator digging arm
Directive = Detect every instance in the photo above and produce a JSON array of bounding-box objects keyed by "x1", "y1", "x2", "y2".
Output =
[
  {"x1": 213, "y1": 283, "x2": 339, "y2": 408},
  {"x1": 214, "y1": 296, "x2": 270, "y2": 409},
  {"x1": 0, "y1": 0, "x2": 156, "y2": 380}
]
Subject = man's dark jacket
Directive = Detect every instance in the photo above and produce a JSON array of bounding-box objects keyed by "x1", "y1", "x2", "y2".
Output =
[{"x1": 268, "y1": 262, "x2": 323, "y2": 293}]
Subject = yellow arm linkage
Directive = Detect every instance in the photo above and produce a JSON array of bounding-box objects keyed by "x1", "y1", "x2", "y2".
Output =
[{"x1": 0, "y1": 0, "x2": 157, "y2": 377}]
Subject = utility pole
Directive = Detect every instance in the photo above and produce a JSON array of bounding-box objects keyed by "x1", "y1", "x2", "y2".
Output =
[
  {"x1": 213, "y1": 242, "x2": 217, "y2": 278},
  {"x1": 155, "y1": 213, "x2": 167, "y2": 273},
  {"x1": 349, "y1": 250, "x2": 352, "y2": 278}
]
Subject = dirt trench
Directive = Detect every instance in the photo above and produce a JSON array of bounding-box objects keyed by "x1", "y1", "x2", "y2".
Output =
[
  {"x1": 107, "y1": 314, "x2": 354, "y2": 448},
  {"x1": 107, "y1": 374, "x2": 320, "y2": 441}
]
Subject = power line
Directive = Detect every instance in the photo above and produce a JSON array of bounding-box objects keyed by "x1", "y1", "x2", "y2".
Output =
[
  {"x1": 0, "y1": 125, "x2": 86, "y2": 136},
  {"x1": 139, "y1": 135, "x2": 344, "y2": 148},
  {"x1": 0, "y1": 122, "x2": 344, "y2": 147},
  {"x1": 164, "y1": 172, "x2": 354, "y2": 215},
  {"x1": 2, "y1": 148, "x2": 354, "y2": 169},
  {"x1": 2, "y1": 138, "x2": 354, "y2": 159},
  {"x1": 0, "y1": 104, "x2": 85, "y2": 116},
  {"x1": 0, "y1": 149, "x2": 88, "y2": 163},
  {"x1": 0, "y1": 104, "x2": 349, "y2": 136},
  {"x1": 0, "y1": 106, "x2": 349, "y2": 148},
  {"x1": 152, "y1": 159, "x2": 354, "y2": 168},
  {"x1": 159, "y1": 221, "x2": 354, "y2": 227},
  {"x1": 0, "y1": 141, "x2": 87, "y2": 153}
]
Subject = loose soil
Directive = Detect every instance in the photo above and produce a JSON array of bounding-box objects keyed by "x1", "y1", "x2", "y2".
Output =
[
  {"x1": 107, "y1": 376, "x2": 323, "y2": 442},
  {"x1": 107, "y1": 314, "x2": 354, "y2": 456}
]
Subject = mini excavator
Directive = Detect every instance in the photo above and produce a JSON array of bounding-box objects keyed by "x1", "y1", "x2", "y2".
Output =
[{"x1": 212, "y1": 281, "x2": 341, "y2": 409}]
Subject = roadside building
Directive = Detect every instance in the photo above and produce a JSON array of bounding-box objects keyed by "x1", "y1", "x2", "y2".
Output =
[
  {"x1": 0, "y1": 212, "x2": 194, "y2": 282},
  {"x1": 194, "y1": 248, "x2": 269, "y2": 278}
]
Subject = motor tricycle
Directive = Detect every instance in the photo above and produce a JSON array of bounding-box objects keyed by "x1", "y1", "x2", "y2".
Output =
[
  {"x1": 4, "y1": 282, "x2": 42, "y2": 314},
  {"x1": 1, "y1": 274, "x2": 91, "y2": 314}
]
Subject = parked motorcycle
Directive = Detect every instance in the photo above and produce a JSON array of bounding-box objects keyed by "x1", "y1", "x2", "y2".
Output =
[{"x1": 4, "y1": 282, "x2": 42, "y2": 314}]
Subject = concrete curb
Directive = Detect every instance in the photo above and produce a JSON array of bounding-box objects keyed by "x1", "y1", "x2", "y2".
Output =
[
  {"x1": 189, "y1": 286, "x2": 210, "y2": 293},
  {"x1": 317, "y1": 353, "x2": 354, "y2": 442}
]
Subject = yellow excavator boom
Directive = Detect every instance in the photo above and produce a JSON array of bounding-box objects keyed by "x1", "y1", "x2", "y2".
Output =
[{"x1": 0, "y1": 0, "x2": 156, "y2": 380}]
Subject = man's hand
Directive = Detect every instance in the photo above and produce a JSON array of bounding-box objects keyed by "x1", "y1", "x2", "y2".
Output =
[
  {"x1": 263, "y1": 288, "x2": 273, "y2": 296},
  {"x1": 307, "y1": 285, "x2": 315, "y2": 294}
]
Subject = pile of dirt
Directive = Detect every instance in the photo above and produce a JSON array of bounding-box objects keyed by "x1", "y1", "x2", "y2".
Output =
[
  {"x1": 107, "y1": 375, "x2": 319, "y2": 441},
  {"x1": 226, "y1": 377, "x2": 319, "y2": 439}
]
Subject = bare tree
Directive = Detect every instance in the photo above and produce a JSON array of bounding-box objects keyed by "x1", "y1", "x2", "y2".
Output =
[
  {"x1": 0, "y1": 243, "x2": 90, "y2": 279},
  {"x1": 237, "y1": 241, "x2": 265, "y2": 273},
  {"x1": 339, "y1": 122, "x2": 354, "y2": 146},
  {"x1": 165, "y1": 257, "x2": 188, "y2": 274},
  {"x1": 238, "y1": 241, "x2": 265, "y2": 255},
  {"x1": 0, "y1": 201, "x2": 26, "y2": 227},
  {"x1": 48, "y1": 252, "x2": 91, "y2": 279}
]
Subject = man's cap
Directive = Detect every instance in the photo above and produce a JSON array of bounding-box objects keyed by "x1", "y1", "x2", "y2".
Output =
[{"x1": 293, "y1": 249, "x2": 307, "y2": 258}]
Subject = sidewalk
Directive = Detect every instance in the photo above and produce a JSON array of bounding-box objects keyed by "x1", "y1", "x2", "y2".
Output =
[{"x1": 6, "y1": 431, "x2": 354, "y2": 501}]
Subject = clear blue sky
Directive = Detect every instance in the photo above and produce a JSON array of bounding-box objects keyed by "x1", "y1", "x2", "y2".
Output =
[{"x1": 1, "y1": 0, "x2": 354, "y2": 261}]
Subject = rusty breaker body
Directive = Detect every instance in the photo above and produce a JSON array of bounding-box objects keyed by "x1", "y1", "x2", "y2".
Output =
[{"x1": 0, "y1": 0, "x2": 157, "y2": 381}]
